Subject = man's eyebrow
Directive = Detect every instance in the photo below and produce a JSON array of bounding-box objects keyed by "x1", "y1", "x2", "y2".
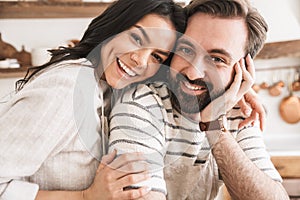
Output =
[
  {"x1": 177, "y1": 38, "x2": 196, "y2": 49},
  {"x1": 208, "y1": 49, "x2": 233, "y2": 61},
  {"x1": 133, "y1": 25, "x2": 150, "y2": 43}
]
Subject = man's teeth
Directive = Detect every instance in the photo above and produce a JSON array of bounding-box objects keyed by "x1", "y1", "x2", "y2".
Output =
[
  {"x1": 117, "y1": 59, "x2": 137, "y2": 77},
  {"x1": 184, "y1": 82, "x2": 204, "y2": 91}
]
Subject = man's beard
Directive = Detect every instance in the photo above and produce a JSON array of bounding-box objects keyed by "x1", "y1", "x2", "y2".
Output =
[{"x1": 169, "y1": 72, "x2": 224, "y2": 114}]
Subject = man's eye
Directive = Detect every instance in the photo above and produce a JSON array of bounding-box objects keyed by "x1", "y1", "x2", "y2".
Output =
[
  {"x1": 211, "y1": 56, "x2": 225, "y2": 63},
  {"x1": 131, "y1": 33, "x2": 142, "y2": 46},
  {"x1": 152, "y1": 53, "x2": 164, "y2": 63},
  {"x1": 176, "y1": 46, "x2": 193, "y2": 56}
]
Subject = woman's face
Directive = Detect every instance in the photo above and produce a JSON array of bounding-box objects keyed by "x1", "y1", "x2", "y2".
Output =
[{"x1": 101, "y1": 14, "x2": 177, "y2": 89}]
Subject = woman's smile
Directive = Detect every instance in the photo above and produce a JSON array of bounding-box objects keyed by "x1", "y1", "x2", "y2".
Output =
[
  {"x1": 101, "y1": 13, "x2": 177, "y2": 89},
  {"x1": 116, "y1": 57, "x2": 137, "y2": 78}
]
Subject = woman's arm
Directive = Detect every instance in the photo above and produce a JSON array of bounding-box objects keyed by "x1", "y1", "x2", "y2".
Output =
[
  {"x1": 0, "y1": 72, "x2": 79, "y2": 199},
  {"x1": 36, "y1": 151, "x2": 151, "y2": 200},
  {"x1": 1, "y1": 70, "x2": 151, "y2": 200}
]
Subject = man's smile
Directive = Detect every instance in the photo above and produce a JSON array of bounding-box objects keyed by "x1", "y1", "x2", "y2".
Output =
[{"x1": 180, "y1": 80, "x2": 207, "y2": 96}]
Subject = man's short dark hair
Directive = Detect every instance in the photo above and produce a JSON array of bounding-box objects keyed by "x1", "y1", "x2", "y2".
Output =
[{"x1": 186, "y1": 0, "x2": 268, "y2": 58}]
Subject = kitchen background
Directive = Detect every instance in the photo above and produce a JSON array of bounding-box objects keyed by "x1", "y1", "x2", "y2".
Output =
[{"x1": 0, "y1": 0, "x2": 299, "y2": 199}]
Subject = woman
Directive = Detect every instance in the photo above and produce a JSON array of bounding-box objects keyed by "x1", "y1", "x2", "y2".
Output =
[{"x1": 0, "y1": 0, "x2": 185, "y2": 199}]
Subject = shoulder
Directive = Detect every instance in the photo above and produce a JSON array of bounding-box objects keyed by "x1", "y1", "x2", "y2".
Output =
[
  {"x1": 32, "y1": 58, "x2": 94, "y2": 86},
  {"x1": 118, "y1": 82, "x2": 170, "y2": 107},
  {"x1": 6, "y1": 59, "x2": 98, "y2": 119},
  {"x1": 110, "y1": 82, "x2": 171, "y2": 123},
  {"x1": 20, "y1": 59, "x2": 96, "y2": 98}
]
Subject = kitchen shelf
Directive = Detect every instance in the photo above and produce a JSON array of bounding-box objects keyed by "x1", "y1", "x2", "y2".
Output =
[
  {"x1": 256, "y1": 39, "x2": 300, "y2": 60},
  {"x1": 0, "y1": 1, "x2": 111, "y2": 19},
  {"x1": 0, "y1": 68, "x2": 28, "y2": 78},
  {"x1": 0, "y1": 1, "x2": 186, "y2": 19}
]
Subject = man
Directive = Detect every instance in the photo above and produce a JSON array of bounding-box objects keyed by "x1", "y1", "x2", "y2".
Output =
[{"x1": 108, "y1": 0, "x2": 289, "y2": 199}]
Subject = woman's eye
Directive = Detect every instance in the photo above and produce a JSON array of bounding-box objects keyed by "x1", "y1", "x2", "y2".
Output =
[
  {"x1": 152, "y1": 53, "x2": 164, "y2": 63},
  {"x1": 131, "y1": 33, "x2": 142, "y2": 46}
]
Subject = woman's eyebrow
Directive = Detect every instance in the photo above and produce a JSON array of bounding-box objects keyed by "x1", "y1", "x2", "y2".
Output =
[
  {"x1": 133, "y1": 25, "x2": 170, "y2": 56},
  {"x1": 157, "y1": 50, "x2": 170, "y2": 57},
  {"x1": 133, "y1": 25, "x2": 150, "y2": 43}
]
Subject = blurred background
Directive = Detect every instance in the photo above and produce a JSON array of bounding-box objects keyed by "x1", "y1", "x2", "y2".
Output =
[{"x1": 0, "y1": 0, "x2": 299, "y2": 199}]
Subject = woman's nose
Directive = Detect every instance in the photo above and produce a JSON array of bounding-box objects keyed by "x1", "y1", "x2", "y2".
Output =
[{"x1": 130, "y1": 50, "x2": 149, "y2": 69}]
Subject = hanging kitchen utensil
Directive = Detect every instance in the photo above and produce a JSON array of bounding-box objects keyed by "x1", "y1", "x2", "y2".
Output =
[
  {"x1": 252, "y1": 83, "x2": 261, "y2": 93},
  {"x1": 279, "y1": 73, "x2": 300, "y2": 124},
  {"x1": 269, "y1": 71, "x2": 284, "y2": 96},
  {"x1": 13, "y1": 45, "x2": 32, "y2": 67},
  {"x1": 292, "y1": 68, "x2": 300, "y2": 92},
  {"x1": 260, "y1": 81, "x2": 269, "y2": 89},
  {"x1": 0, "y1": 33, "x2": 18, "y2": 60}
]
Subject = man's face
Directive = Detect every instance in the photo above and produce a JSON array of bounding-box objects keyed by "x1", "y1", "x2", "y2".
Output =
[{"x1": 169, "y1": 13, "x2": 248, "y2": 115}]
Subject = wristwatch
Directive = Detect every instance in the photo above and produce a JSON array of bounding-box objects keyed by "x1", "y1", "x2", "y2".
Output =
[{"x1": 199, "y1": 114, "x2": 228, "y2": 132}]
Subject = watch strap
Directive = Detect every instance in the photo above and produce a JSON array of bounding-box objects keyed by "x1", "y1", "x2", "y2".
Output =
[
  {"x1": 199, "y1": 114, "x2": 227, "y2": 132},
  {"x1": 199, "y1": 120, "x2": 222, "y2": 131}
]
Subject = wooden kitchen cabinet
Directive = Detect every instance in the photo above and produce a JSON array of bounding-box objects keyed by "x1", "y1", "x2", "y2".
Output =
[
  {"x1": 0, "y1": 1, "x2": 111, "y2": 78},
  {"x1": 256, "y1": 39, "x2": 300, "y2": 59},
  {"x1": 0, "y1": 68, "x2": 28, "y2": 78},
  {"x1": 271, "y1": 156, "x2": 300, "y2": 178},
  {"x1": 0, "y1": 1, "x2": 110, "y2": 19},
  {"x1": 0, "y1": 1, "x2": 186, "y2": 19}
]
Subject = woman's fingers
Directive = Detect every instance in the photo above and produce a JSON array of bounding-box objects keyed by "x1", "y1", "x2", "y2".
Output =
[
  {"x1": 112, "y1": 186, "x2": 151, "y2": 200},
  {"x1": 244, "y1": 90, "x2": 266, "y2": 131},
  {"x1": 108, "y1": 160, "x2": 149, "y2": 180},
  {"x1": 101, "y1": 152, "x2": 149, "y2": 180},
  {"x1": 117, "y1": 160, "x2": 149, "y2": 174},
  {"x1": 238, "y1": 111, "x2": 258, "y2": 129},
  {"x1": 109, "y1": 152, "x2": 147, "y2": 169},
  {"x1": 121, "y1": 186, "x2": 151, "y2": 199},
  {"x1": 97, "y1": 149, "x2": 117, "y2": 172},
  {"x1": 102, "y1": 169, "x2": 150, "y2": 199},
  {"x1": 237, "y1": 97, "x2": 252, "y2": 116},
  {"x1": 117, "y1": 172, "x2": 150, "y2": 189},
  {"x1": 102, "y1": 149, "x2": 117, "y2": 165}
]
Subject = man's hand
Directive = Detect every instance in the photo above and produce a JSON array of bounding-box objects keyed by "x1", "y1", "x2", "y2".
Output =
[{"x1": 200, "y1": 54, "x2": 255, "y2": 122}]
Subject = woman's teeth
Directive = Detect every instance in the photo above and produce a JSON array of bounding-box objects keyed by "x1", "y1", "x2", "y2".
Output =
[
  {"x1": 184, "y1": 81, "x2": 204, "y2": 91},
  {"x1": 117, "y1": 59, "x2": 137, "y2": 77}
]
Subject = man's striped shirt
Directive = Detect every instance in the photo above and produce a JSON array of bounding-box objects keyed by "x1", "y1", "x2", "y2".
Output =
[{"x1": 108, "y1": 82, "x2": 282, "y2": 200}]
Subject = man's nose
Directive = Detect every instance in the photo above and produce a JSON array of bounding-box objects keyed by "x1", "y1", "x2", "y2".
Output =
[{"x1": 185, "y1": 57, "x2": 206, "y2": 80}]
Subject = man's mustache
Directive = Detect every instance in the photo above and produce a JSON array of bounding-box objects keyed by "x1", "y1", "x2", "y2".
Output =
[{"x1": 176, "y1": 73, "x2": 213, "y2": 91}]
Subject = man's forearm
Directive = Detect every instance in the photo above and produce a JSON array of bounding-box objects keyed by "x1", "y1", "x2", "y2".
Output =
[{"x1": 211, "y1": 132, "x2": 289, "y2": 200}]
